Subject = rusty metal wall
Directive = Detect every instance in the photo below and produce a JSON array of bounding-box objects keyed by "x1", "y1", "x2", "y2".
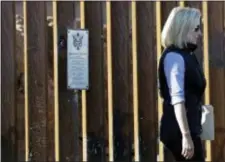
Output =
[{"x1": 1, "y1": 1, "x2": 225, "y2": 161}]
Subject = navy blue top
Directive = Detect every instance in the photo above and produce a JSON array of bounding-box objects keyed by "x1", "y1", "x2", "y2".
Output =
[{"x1": 158, "y1": 44, "x2": 206, "y2": 143}]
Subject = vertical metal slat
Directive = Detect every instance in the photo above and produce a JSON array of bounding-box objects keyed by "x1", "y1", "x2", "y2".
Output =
[
  {"x1": 156, "y1": 1, "x2": 164, "y2": 162},
  {"x1": 2, "y1": 1, "x2": 16, "y2": 161},
  {"x1": 106, "y1": 1, "x2": 114, "y2": 161},
  {"x1": 202, "y1": 2, "x2": 212, "y2": 161},
  {"x1": 179, "y1": 1, "x2": 185, "y2": 7},
  {"x1": 53, "y1": 1, "x2": 60, "y2": 161},
  {"x1": 23, "y1": 1, "x2": 29, "y2": 161},
  {"x1": 131, "y1": 2, "x2": 140, "y2": 161},
  {"x1": 80, "y1": 1, "x2": 88, "y2": 161}
]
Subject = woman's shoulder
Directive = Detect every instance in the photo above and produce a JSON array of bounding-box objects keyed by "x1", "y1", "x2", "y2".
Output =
[
  {"x1": 163, "y1": 51, "x2": 186, "y2": 74},
  {"x1": 164, "y1": 51, "x2": 185, "y2": 64}
]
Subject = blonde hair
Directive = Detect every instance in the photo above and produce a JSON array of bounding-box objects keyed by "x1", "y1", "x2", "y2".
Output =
[{"x1": 161, "y1": 6, "x2": 201, "y2": 48}]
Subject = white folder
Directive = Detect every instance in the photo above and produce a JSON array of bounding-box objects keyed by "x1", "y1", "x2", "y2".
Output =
[{"x1": 200, "y1": 104, "x2": 215, "y2": 140}]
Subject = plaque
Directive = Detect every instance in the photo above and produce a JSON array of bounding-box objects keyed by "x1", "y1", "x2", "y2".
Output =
[{"x1": 67, "y1": 29, "x2": 89, "y2": 90}]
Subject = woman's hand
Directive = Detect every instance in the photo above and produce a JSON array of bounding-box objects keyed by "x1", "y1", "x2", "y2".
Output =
[
  {"x1": 182, "y1": 133, "x2": 194, "y2": 159},
  {"x1": 173, "y1": 102, "x2": 195, "y2": 159}
]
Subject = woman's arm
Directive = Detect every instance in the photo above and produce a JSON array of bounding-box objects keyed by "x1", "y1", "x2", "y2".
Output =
[{"x1": 173, "y1": 102, "x2": 191, "y2": 135}]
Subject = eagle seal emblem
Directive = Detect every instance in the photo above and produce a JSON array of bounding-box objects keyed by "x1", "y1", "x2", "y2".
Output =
[{"x1": 72, "y1": 32, "x2": 83, "y2": 50}]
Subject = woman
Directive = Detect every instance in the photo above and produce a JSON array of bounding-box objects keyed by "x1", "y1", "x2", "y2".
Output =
[{"x1": 158, "y1": 7, "x2": 206, "y2": 161}]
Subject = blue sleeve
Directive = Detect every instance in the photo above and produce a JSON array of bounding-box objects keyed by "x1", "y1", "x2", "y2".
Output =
[{"x1": 164, "y1": 52, "x2": 185, "y2": 105}]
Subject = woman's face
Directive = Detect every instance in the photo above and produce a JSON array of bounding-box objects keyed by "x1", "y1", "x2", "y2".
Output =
[{"x1": 187, "y1": 18, "x2": 202, "y2": 44}]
